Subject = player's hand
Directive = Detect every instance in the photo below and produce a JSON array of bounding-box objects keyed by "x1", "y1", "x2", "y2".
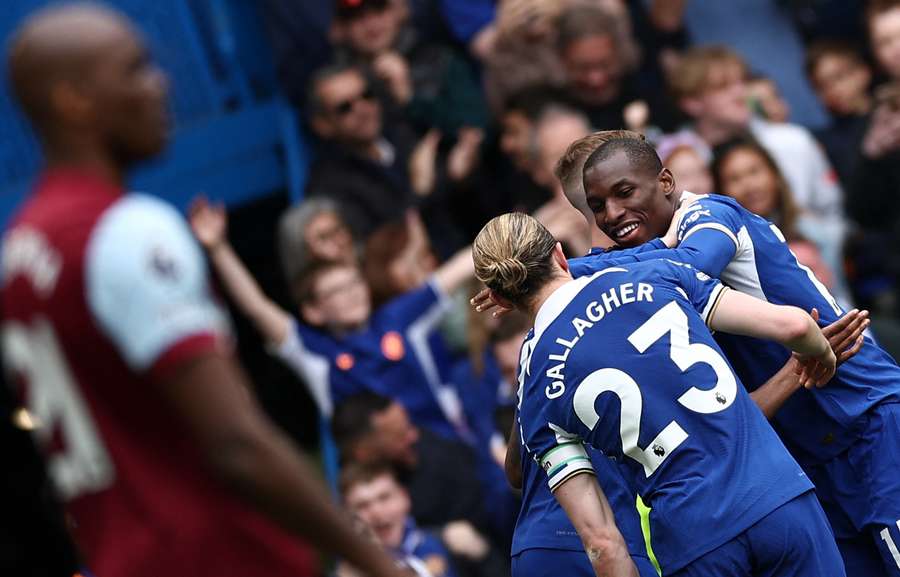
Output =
[
  {"x1": 189, "y1": 197, "x2": 227, "y2": 251},
  {"x1": 662, "y1": 192, "x2": 701, "y2": 248},
  {"x1": 470, "y1": 287, "x2": 512, "y2": 318},
  {"x1": 795, "y1": 345, "x2": 836, "y2": 389},
  {"x1": 816, "y1": 308, "x2": 869, "y2": 365}
]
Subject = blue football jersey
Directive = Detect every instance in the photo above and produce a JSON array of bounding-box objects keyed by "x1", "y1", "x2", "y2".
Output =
[
  {"x1": 272, "y1": 280, "x2": 468, "y2": 441},
  {"x1": 573, "y1": 195, "x2": 900, "y2": 465},
  {"x1": 511, "y1": 421, "x2": 648, "y2": 559},
  {"x1": 519, "y1": 260, "x2": 812, "y2": 574}
]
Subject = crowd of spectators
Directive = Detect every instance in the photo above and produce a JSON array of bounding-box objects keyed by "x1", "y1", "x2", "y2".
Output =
[{"x1": 205, "y1": 0, "x2": 900, "y2": 574}]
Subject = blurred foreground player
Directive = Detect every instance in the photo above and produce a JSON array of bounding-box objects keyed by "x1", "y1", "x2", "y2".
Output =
[{"x1": 0, "y1": 5, "x2": 406, "y2": 577}]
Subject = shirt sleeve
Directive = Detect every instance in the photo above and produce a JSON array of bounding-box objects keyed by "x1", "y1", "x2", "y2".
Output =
[
  {"x1": 602, "y1": 200, "x2": 743, "y2": 278},
  {"x1": 567, "y1": 238, "x2": 667, "y2": 277},
  {"x1": 381, "y1": 278, "x2": 451, "y2": 326},
  {"x1": 269, "y1": 318, "x2": 334, "y2": 416},
  {"x1": 663, "y1": 260, "x2": 728, "y2": 326},
  {"x1": 85, "y1": 195, "x2": 230, "y2": 379}
]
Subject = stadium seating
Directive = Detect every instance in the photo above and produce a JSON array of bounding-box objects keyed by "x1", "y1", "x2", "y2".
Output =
[{"x1": 0, "y1": 0, "x2": 310, "y2": 226}]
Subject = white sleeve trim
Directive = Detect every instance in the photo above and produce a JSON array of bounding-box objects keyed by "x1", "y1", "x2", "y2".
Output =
[
  {"x1": 701, "y1": 284, "x2": 728, "y2": 327},
  {"x1": 681, "y1": 222, "x2": 739, "y2": 250},
  {"x1": 268, "y1": 318, "x2": 333, "y2": 416},
  {"x1": 540, "y1": 441, "x2": 594, "y2": 492},
  {"x1": 85, "y1": 195, "x2": 229, "y2": 372}
]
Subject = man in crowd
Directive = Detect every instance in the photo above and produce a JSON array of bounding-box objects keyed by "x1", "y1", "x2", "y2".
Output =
[{"x1": 0, "y1": 5, "x2": 406, "y2": 577}]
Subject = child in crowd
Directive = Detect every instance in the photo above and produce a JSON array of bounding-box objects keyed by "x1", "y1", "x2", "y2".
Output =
[
  {"x1": 340, "y1": 463, "x2": 458, "y2": 577},
  {"x1": 189, "y1": 199, "x2": 475, "y2": 443},
  {"x1": 805, "y1": 40, "x2": 873, "y2": 184}
]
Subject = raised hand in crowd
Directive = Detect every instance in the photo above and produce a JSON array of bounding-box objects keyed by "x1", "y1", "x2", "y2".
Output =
[
  {"x1": 373, "y1": 50, "x2": 413, "y2": 105},
  {"x1": 409, "y1": 129, "x2": 442, "y2": 196}
]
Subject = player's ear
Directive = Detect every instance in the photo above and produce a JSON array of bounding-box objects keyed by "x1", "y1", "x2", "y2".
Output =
[
  {"x1": 50, "y1": 80, "x2": 93, "y2": 126},
  {"x1": 659, "y1": 168, "x2": 676, "y2": 197},
  {"x1": 553, "y1": 242, "x2": 570, "y2": 273},
  {"x1": 489, "y1": 289, "x2": 515, "y2": 311}
]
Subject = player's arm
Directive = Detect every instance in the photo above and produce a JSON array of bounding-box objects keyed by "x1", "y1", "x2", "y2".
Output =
[
  {"x1": 504, "y1": 417, "x2": 523, "y2": 490},
  {"x1": 708, "y1": 289, "x2": 836, "y2": 388},
  {"x1": 159, "y1": 353, "x2": 403, "y2": 577},
  {"x1": 190, "y1": 199, "x2": 292, "y2": 345},
  {"x1": 553, "y1": 472, "x2": 639, "y2": 577},
  {"x1": 749, "y1": 308, "x2": 868, "y2": 418}
]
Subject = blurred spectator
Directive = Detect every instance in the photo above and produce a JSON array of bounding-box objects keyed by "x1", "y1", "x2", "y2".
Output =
[
  {"x1": 839, "y1": 0, "x2": 900, "y2": 316},
  {"x1": 747, "y1": 73, "x2": 791, "y2": 123},
  {"x1": 555, "y1": 4, "x2": 641, "y2": 129},
  {"x1": 305, "y1": 63, "x2": 473, "y2": 255},
  {"x1": 670, "y1": 45, "x2": 847, "y2": 278},
  {"x1": 530, "y1": 104, "x2": 594, "y2": 256},
  {"x1": 277, "y1": 197, "x2": 359, "y2": 289},
  {"x1": 655, "y1": 131, "x2": 714, "y2": 195},
  {"x1": 681, "y1": 0, "x2": 829, "y2": 128},
  {"x1": 869, "y1": 0, "x2": 900, "y2": 81},
  {"x1": 306, "y1": 63, "x2": 418, "y2": 236},
  {"x1": 332, "y1": 392, "x2": 515, "y2": 567},
  {"x1": 190, "y1": 199, "x2": 474, "y2": 442},
  {"x1": 341, "y1": 462, "x2": 459, "y2": 577},
  {"x1": 331, "y1": 0, "x2": 488, "y2": 133},
  {"x1": 711, "y1": 138, "x2": 847, "y2": 302},
  {"x1": 805, "y1": 40, "x2": 873, "y2": 185}
]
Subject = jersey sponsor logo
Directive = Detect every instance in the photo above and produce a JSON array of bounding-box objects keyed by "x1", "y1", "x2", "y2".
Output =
[
  {"x1": 381, "y1": 331, "x2": 405, "y2": 361},
  {"x1": 336, "y1": 352, "x2": 355, "y2": 371}
]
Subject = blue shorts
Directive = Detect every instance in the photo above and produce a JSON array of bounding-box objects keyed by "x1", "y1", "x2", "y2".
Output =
[
  {"x1": 669, "y1": 491, "x2": 845, "y2": 577},
  {"x1": 811, "y1": 402, "x2": 900, "y2": 575},
  {"x1": 511, "y1": 548, "x2": 658, "y2": 577}
]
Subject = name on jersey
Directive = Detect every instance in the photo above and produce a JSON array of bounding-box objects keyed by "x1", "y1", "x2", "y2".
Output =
[
  {"x1": 2, "y1": 226, "x2": 62, "y2": 297},
  {"x1": 544, "y1": 282, "x2": 654, "y2": 399}
]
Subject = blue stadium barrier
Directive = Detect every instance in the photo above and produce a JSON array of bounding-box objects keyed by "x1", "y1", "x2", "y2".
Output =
[
  {"x1": 0, "y1": 0, "x2": 310, "y2": 225},
  {"x1": 130, "y1": 98, "x2": 306, "y2": 210}
]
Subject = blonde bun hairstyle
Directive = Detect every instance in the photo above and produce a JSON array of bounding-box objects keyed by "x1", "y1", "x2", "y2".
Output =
[{"x1": 473, "y1": 213, "x2": 558, "y2": 306}]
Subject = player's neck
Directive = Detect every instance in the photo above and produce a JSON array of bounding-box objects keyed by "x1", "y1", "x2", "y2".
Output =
[
  {"x1": 42, "y1": 137, "x2": 125, "y2": 188},
  {"x1": 526, "y1": 273, "x2": 572, "y2": 322}
]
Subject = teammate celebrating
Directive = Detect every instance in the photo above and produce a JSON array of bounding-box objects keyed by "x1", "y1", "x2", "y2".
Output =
[
  {"x1": 474, "y1": 213, "x2": 845, "y2": 577},
  {"x1": 0, "y1": 5, "x2": 406, "y2": 577},
  {"x1": 573, "y1": 135, "x2": 900, "y2": 576}
]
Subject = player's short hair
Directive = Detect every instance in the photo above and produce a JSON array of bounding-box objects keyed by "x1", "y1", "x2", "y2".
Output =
[
  {"x1": 339, "y1": 461, "x2": 401, "y2": 498},
  {"x1": 583, "y1": 136, "x2": 663, "y2": 182},
  {"x1": 473, "y1": 213, "x2": 558, "y2": 307},
  {"x1": 668, "y1": 45, "x2": 747, "y2": 101},
  {"x1": 554, "y1": 130, "x2": 645, "y2": 198},
  {"x1": 332, "y1": 391, "x2": 393, "y2": 458},
  {"x1": 804, "y1": 40, "x2": 867, "y2": 83}
]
